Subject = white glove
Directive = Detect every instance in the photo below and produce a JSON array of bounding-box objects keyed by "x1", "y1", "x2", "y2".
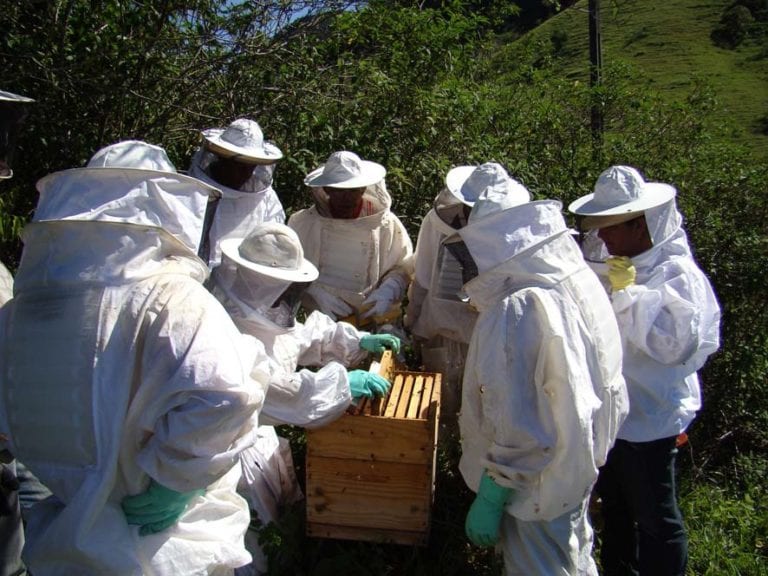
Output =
[
  {"x1": 306, "y1": 283, "x2": 353, "y2": 320},
  {"x1": 362, "y1": 276, "x2": 404, "y2": 319}
]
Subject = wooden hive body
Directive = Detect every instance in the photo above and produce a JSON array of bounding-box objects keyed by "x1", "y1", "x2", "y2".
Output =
[{"x1": 305, "y1": 352, "x2": 441, "y2": 545}]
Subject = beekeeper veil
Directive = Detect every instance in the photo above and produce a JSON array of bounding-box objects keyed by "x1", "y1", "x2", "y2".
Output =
[
  {"x1": 437, "y1": 163, "x2": 531, "y2": 294},
  {"x1": 568, "y1": 165, "x2": 684, "y2": 262},
  {"x1": 34, "y1": 140, "x2": 222, "y2": 261},
  {"x1": 218, "y1": 223, "x2": 319, "y2": 327},
  {"x1": 0, "y1": 90, "x2": 34, "y2": 180}
]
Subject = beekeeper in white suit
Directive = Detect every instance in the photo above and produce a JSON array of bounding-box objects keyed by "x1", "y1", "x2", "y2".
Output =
[
  {"x1": 288, "y1": 151, "x2": 414, "y2": 324},
  {"x1": 189, "y1": 118, "x2": 285, "y2": 267},
  {"x1": 569, "y1": 166, "x2": 721, "y2": 576},
  {"x1": 209, "y1": 222, "x2": 397, "y2": 575},
  {"x1": 406, "y1": 163, "x2": 530, "y2": 420},
  {"x1": 453, "y1": 184, "x2": 628, "y2": 574},
  {"x1": 0, "y1": 140, "x2": 266, "y2": 576}
]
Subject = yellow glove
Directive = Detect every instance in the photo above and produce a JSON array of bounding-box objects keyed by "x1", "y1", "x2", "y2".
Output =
[{"x1": 606, "y1": 256, "x2": 636, "y2": 291}]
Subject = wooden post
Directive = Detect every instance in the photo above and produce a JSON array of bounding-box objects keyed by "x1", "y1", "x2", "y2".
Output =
[{"x1": 588, "y1": 0, "x2": 604, "y2": 160}]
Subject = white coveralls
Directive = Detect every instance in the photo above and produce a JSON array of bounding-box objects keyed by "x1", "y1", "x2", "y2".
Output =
[
  {"x1": 458, "y1": 201, "x2": 628, "y2": 575},
  {"x1": 582, "y1": 200, "x2": 721, "y2": 442},
  {"x1": 189, "y1": 148, "x2": 285, "y2": 267},
  {"x1": 0, "y1": 167, "x2": 265, "y2": 576},
  {"x1": 210, "y1": 262, "x2": 368, "y2": 574},
  {"x1": 406, "y1": 190, "x2": 477, "y2": 417},
  {"x1": 288, "y1": 181, "x2": 413, "y2": 319}
]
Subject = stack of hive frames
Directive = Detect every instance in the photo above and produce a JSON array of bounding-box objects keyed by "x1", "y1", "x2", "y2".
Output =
[{"x1": 305, "y1": 351, "x2": 442, "y2": 545}]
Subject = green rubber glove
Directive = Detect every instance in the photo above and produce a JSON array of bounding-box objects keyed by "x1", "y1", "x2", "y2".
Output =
[
  {"x1": 360, "y1": 334, "x2": 401, "y2": 354},
  {"x1": 465, "y1": 470, "x2": 512, "y2": 547},
  {"x1": 606, "y1": 256, "x2": 636, "y2": 291},
  {"x1": 122, "y1": 479, "x2": 204, "y2": 536},
  {"x1": 348, "y1": 370, "x2": 391, "y2": 400}
]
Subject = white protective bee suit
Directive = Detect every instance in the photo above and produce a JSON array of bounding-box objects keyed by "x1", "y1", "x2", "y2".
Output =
[
  {"x1": 406, "y1": 164, "x2": 530, "y2": 418},
  {"x1": 457, "y1": 197, "x2": 628, "y2": 575},
  {"x1": 209, "y1": 224, "x2": 376, "y2": 575},
  {"x1": 569, "y1": 165, "x2": 721, "y2": 575},
  {"x1": 0, "y1": 141, "x2": 266, "y2": 576},
  {"x1": 288, "y1": 151, "x2": 413, "y2": 321},
  {"x1": 570, "y1": 170, "x2": 720, "y2": 442},
  {"x1": 188, "y1": 119, "x2": 285, "y2": 268}
]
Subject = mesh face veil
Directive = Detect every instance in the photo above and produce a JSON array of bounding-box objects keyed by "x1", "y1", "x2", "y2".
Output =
[
  {"x1": 197, "y1": 192, "x2": 222, "y2": 263},
  {"x1": 0, "y1": 99, "x2": 31, "y2": 179},
  {"x1": 264, "y1": 281, "x2": 311, "y2": 328}
]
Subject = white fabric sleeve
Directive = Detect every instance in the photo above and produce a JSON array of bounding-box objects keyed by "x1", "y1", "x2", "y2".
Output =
[
  {"x1": 259, "y1": 361, "x2": 352, "y2": 428},
  {"x1": 404, "y1": 280, "x2": 428, "y2": 330},
  {"x1": 296, "y1": 310, "x2": 369, "y2": 368},
  {"x1": 303, "y1": 283, "x2": 352, "y2": 319},
  {"x1": 378, "y1": 215, "x2": 414, "y2": 300},
  {"x1": 135, "y1": 284, "x2": 264, "y2": 493},
  {"x1": 611, "y1": 259, "x2": 720, "y2": 368},
  {"x1": 263, "y1": 188, "x2": 286, "y2": 224}
]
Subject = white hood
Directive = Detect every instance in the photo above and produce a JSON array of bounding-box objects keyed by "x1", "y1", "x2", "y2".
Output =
[{"x1": 34, "y1": 166, "x2": 213, "y2": 257}]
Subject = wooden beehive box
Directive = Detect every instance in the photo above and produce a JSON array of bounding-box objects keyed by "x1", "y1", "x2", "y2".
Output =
[{"x1": 305, "y1": 351, "x2": 441, "y2": 546}]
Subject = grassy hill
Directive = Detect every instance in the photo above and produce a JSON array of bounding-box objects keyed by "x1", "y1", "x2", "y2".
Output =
[{"x1": 502, "y1": 0, "x2": 768, "y2": 159}]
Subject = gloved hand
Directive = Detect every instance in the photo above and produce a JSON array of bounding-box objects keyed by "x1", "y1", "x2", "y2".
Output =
[
  {"x1": 122, "y1": 479, "x2": 204, "y2": 536},
  {"x1": 361, "y1": 277, "x2": 403, "y2": 319},
  {"x1": 360, "y1": 333, "x2": 401, "y2": 354},
  {"x1": 0, "y1": 464, "x2": 20, "y2": 517},
  {"x1": 465, "y1": 470, "x2": 512, "y2": 547},
  {"x1": 306, "y1": 284, "x2": 353, "y2": 320},
  {"x1": 606, "y1": 256, "x2": 636, "y2": 291},
  {"x1": 348, "y1": 370, "x2": 391, "y2": 400}
]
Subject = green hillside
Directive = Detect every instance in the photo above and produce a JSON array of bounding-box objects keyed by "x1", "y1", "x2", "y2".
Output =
[{"x1": 504, "y1": 0, "x2": 768, "y2": 158}]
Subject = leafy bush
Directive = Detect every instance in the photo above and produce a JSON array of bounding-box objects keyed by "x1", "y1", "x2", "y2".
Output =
[
  {"x1": 1, "y1": 1, "x2": 766, "y2": 573},
  {"x1": 712, "y1": 4, "x2": 756, "y2": 48}
]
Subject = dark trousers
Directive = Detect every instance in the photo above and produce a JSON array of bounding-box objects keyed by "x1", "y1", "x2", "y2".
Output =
[
  {"x1": 1, "y1": 462, "x2": 26, "y2": 576},
  {"x1": 595, "y1": 436, "x2": 688, "y2": 576}
]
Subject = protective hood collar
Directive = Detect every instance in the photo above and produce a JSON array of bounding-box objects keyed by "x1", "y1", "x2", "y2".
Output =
[
  {"x1": 459, "y1": 200, "x2": 567, "y2": 274},
  {"x1": 34, "y1": 141, "x2": 219, "y2": 256}
]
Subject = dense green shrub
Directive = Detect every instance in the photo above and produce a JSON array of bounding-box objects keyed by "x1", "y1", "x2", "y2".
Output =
[
  {"x1": 712, "y1": 4, "x2": 757, "y2": 48},
  {"x1": 1, "y1": 2, "x2": 766, "y2": 573}
]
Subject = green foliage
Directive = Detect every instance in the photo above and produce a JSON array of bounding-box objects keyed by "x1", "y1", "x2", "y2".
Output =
[
  {"x1": 712, "y1": 4, "x2": 756, "y2": 48},
  {"x1": 1, "y1": 1, "x2": 766, "y2": 573},
  {"x1": 681, "y1": 480, "x2": 768, "y2": 575}
]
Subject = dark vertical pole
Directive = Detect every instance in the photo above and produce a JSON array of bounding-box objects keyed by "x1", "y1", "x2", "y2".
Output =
[{"x1": 588, "y1": 0, "x2": 603, "y2": 158}]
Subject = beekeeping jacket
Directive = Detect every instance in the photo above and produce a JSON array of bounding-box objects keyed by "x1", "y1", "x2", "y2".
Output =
[
  {"x1": 405, "y1": 190, "x2": 477, "y2": 415},
  {"x1": 287, "y1": 181, "x2": 413, "y2": 313},
  {"x1": 458, "y1": 200, "x2": 628, "y2": 524},
  {"x1": 189, "y1": 148, "x2": 285, "y2": 268},
  {"x1": 210, "y1": 261, "x2": 367, "y2": 429},
  {"x1": 407, "y1": 189, "x2": 478, "y2": 344},
  {"x1": 581, "y1": 200, "x2": 721, "y2": 442},
  {"x1": 0, "y1": 167, "x2": 265, "y2": 576}
]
